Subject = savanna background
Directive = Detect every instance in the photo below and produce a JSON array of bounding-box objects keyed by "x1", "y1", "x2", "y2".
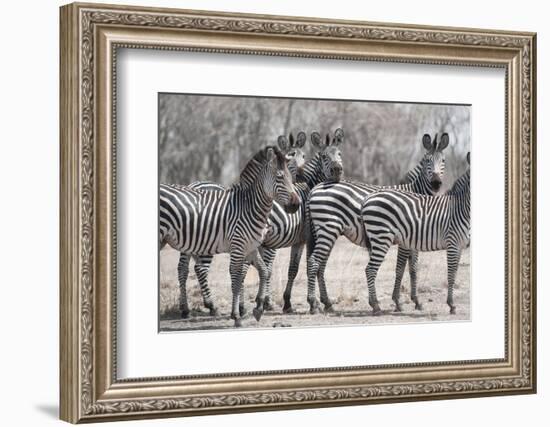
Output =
[{"x1": 159, "y1": 93, "x2": 471, "y2": 331}]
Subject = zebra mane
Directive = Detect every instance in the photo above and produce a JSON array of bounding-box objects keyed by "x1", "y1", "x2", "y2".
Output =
[{"x1": 230, "y1": 145, "x2": 286, "y2": 190}]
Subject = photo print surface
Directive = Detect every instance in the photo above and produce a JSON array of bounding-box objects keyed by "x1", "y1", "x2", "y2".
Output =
[{"x1": 158, "y1": 93, "x2": 471, "y2": 332}]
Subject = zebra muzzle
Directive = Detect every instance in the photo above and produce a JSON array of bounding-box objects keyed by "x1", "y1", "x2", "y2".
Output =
[
  {"x1": 331, "y1": 165, "x2": 343, "y2": 181},
  {"x1": 431, "y1": 177, "x2": 442, "y2": 192}
]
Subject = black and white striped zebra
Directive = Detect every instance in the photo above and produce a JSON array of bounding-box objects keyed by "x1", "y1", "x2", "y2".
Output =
[
  {"x1": 361, "y1": 152, "x2": 470, "y2": 314},
  {"x1": 160, "y1": 146, "x2": 300, "y2": 327},
  {"x1": 173, "y1": 132, "x2": 307, "y2": 318},
  {"x1": 304, "y1": 133, "x2": 449, "y2": 314},
  {"x1": 175, "y1": 129, "x2": 345, "y2": 316}
]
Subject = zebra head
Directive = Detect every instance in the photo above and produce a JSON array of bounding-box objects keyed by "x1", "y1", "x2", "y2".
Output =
[
  {"x1": 277, "y1": 131, "x2": 307, "y2": 182},
  {"x1": 421, "y1": 132, "x2": 449, "y2": 194},
  {"x1": 264, "y1": 146, "x2": 301, "y2": 214},
  {"x1": 310, "y1": 128, "x2": 344, "y2": 182}
]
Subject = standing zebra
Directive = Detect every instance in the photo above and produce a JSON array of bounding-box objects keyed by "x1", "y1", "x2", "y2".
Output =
[
  {"x1": 361, "y1": 152, "x2": 470, "y2": 314},
  {"x1": 175, "y1": 129, "x2": 345, "y2": 316},
  {"x1": 174, "y1": 132, "x2": 308, "y2": 319},
  {"x1": 304, "y1": 133, "x2": 449, "y2": 314},
  {"x1": 159, "y1": 146, "x2": 300, "y2": 327}
]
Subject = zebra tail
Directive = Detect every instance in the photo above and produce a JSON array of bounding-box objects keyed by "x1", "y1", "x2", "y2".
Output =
[
  {"x1": 305, "y1": 202, "x2": 316, "y2": 255},
  {"x1": 361, "y1": 201, "x2": 372, "y2": 254}
]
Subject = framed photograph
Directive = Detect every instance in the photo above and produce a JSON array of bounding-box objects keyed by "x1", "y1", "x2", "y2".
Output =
[{"x1": 60, "y1": 2, "x2": 537, "y2": 423}]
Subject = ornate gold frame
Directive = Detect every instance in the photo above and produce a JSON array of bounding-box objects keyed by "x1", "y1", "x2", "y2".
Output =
[{"x1": 59, "y1": 2, "x2": 537, "y2": 423}]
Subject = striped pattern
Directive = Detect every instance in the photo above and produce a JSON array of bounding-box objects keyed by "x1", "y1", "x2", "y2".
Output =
[
  {"x1": 260, "y1": 129, "x2": 345, "y2": 311},
  {"x1": 361, "y1": 153, "x2": 470, "y2": 314},
  {"x1": 175, "y1": 181, "x2": 224, "y2": 317},
  {"x1": 304, "y1": 133, "x2": 448, "y2": 314},
  {"x1": 171, "y1": 132, "x2": 308, "y2": 317},
  {"x1": 160, "y1": 146, "x2": 300, "y2": 327},
  {"x1": 175, "y1": 129, "x2": 345, "y2": 314}
]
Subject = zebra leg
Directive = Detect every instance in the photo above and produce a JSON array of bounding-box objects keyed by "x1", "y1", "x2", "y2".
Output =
[
  {"x1": 282, "y1": 243, "x2": 304, "y2": 313},
  {"x1": 251, "y1": 252, "x2": 269, "y2": 322},
  {"x1": 318, "y1": 250, "x2": 335, "y2": 313},
  {"x1": 306, "y1": 254, "x2": 320, "y2": 314},
  {"x1": 307, "y1": 225, "x2": 341, "y2": 314},
  {"x1": 365, "y1": 239, "x2": 391, "y2": 315},
  {"x1": 193, "y1": 255, "x2": 218, "y2": 317},
  {"x1": 229, "y1": 253, "x2": 246, "y2": 327},
  {"x1": 408, "y1": 250, "x2": 422, "y2": 310},
  {"x1": 446, "y1": 246, "x2": 462, "y2": 315},
  {"x1": 392, "y1": 246, "x2": 409, "y2": 312},
  {"x1": 239, "y1": 261, "x2": 251, "y2": 317},
  {"x1": 177, "y1": 253, "x2": 191, "y2": 319},
  {"x1": 260, "y1": 247, "x2": 277, "y2": 311}
]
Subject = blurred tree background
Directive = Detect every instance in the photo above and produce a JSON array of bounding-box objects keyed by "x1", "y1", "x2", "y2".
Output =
[{"x1": 159, "y1": 94, "x2": 470, "y2": 191}]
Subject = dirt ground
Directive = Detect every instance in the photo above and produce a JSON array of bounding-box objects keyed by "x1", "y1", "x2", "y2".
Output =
[{"x1": 159, "y1": 239, "x2": 470, "y2": 331}]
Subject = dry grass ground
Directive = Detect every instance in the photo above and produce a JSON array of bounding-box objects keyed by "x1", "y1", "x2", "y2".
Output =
[{"x1": 159, "y1": 239, "x2": 470, "y2": 331}]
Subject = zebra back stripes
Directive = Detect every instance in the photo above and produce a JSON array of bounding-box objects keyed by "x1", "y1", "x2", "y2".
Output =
[{"x1": 361, "y1": 152, "x2": 470, "y2": 314}]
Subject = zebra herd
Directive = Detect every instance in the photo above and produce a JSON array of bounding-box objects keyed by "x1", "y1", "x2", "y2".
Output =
[{"x1": 159, "y1": 129, "x2": 471, "y2": 327}]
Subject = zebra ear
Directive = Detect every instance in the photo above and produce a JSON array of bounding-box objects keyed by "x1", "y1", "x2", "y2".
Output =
[
  {"x1": 333, "y1": 128, "x2": 344, "y2": 146},
  {"x1": 438, "y1": 133, "x2": 450, "y2": 151},
  {"x1": 467, "y1": 152, "x2": 470, "y2": 165},
  {"x1": 296, "y1": 131, "x2": 306, "y2": 148},
  {"x1": 277, "y1": 135, "x2": 289, "y2": 152},
  {"x1": 310, "y1": 132, "x2": 323, "y2": 150},
  {"x1": 422, "y1": 134, "x2": 432, "y2": 152}
]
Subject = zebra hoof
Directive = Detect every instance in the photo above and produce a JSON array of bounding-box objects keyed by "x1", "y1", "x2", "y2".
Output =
[
  {"x1": 239, "y1": 305, "x2": 247, "y2": 317},
  {"x1": 253, "y1": 307, "x2": 264, "y2": 322},
  {"x1": 449, "y1": 306, "x2": 456, "y2": 315},
  {"x1": 372, "y1": 305, "x2": 383, "y2": 316},
  {"x1": 263, "y1": 300, "x2": 275, "y2": 311},
  {"x1": 415, "y1": 303, "x2": 423, "y2": 311},
  {"x1": 234, "y1": 318, "x2": 243, "y2": 328},
  {"x1": 309, "y1": 306, "x2": 320, "y2": 315},
  {"x1": 209, "y1": 307, "x2": 220, "y2": 317},
  {"x1": 181, "y1": 310, "x2": 190, "y2": 319},
  {"x1": 394, "y1": 303, "x2": 403, "y2": 312},
  {"x1": 282, "y1": 305, "x2": 294, "y2": 314},
  {"x1": 323, "y1": 304, "x2": 335, "y2": 314}
]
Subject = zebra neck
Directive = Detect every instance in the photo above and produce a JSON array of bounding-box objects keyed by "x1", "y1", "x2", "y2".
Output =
[
  {"x1": 299, "y1": 154, "x2": 324, "y2": 189},
  {"x1": 247, "y1": 169, "x2": 275, "y2": 218},
  {"x1": 408, "y1": 166, "x2": 433, "y2": 195}
]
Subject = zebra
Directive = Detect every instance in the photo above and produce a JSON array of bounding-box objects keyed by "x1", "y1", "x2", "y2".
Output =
[
  {"x1": 174, "y1": 132, "x2": 308, "y2": 319},
  {"x1": 304, "y1": 133, "x2": 449, "y2": 314},
  {"x1": 175, "y1": 129, "x2": 345, "y2": 316},
  {"x1": 361, "y1": 152, "x2": 470, "y2": 314},
  {"x1": 159, "y1": 146, "x2": 301, "y2": 327}
]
